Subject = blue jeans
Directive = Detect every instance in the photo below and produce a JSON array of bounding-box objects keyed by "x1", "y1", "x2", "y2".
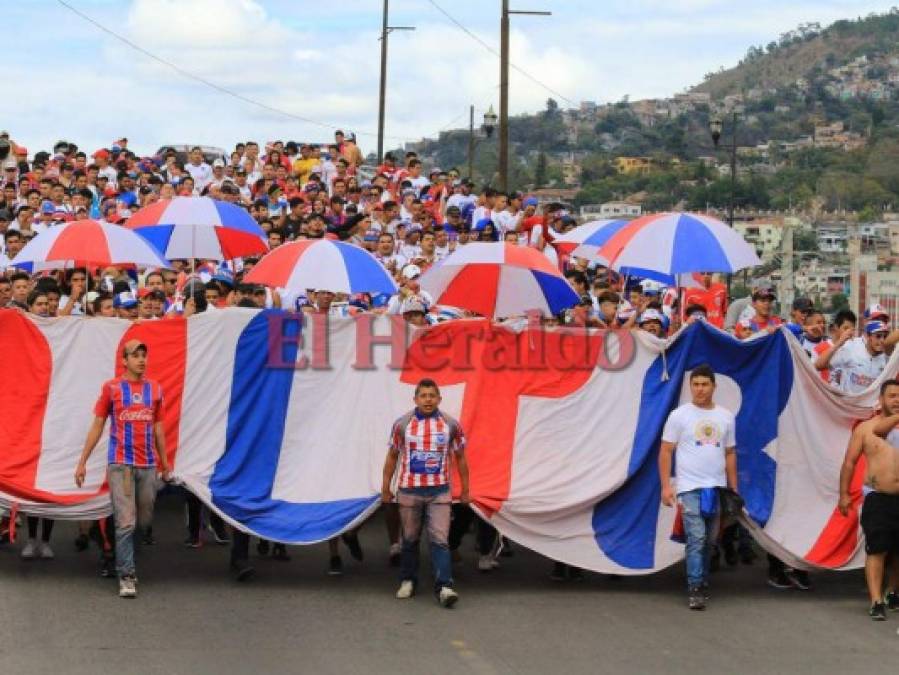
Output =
[
  {"x1": 679, "y1": 488, "x2": 719, "y2": 590},
  {"x1": 397, "y1": 485, "x2": 453, "y2": 594},
  {"x1": 108, "y1": 465, "x2": 158, "y2": 578}
]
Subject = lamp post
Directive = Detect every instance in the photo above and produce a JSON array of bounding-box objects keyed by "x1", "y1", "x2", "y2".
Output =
[
  {"x1": 499, "y1": 1, "x2": 551, "y2": 193},
  {"x1": 376, "y1": 0, "x2": 414, "y2": 163},
  {"x1": 468, "y1": 105, "x2": 498, "y2": 182},
  {"x1": 710, "y1": 111, "x2": 739, "y2": 297}
]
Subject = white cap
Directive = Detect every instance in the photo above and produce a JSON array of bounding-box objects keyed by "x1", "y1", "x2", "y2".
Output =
[
  {"x1": 401, "y1": 296, "x2": 427, "y2": 314},
  {"x1": 401, "y1": 264, "x2": 422, "y2": 280},
  {"x1": 639, "y1": 308, "x2": 663, "y2": 324},
  {"x1": 212, "y1": 158, "x2": 225, "y2": 168}
]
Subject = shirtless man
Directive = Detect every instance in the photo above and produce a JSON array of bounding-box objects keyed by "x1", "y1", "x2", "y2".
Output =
[{"x1": 839, "y1": 378, "x2": 899, "y2": 620}]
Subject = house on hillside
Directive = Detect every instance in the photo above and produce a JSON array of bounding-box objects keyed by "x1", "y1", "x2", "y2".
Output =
[{"x1": 614, "y1": 156, "x2": 653, "y2": 175}]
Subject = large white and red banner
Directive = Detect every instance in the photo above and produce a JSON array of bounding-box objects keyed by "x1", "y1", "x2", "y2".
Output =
[{"x1": 0, "y1": 308, "x2": 892, "y2": 574}]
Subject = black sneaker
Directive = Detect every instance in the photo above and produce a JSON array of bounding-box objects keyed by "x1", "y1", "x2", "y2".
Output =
[
  {"x1": 142, "y1": 527, "x2": 156, "y2": 546},
  {"x1": 499, "y1": 538, "x2": 514, "y2": 557},
  {"x1": 870, "y1": 601, "x2": 887, "y2": 621},
  {"x1": 327, "y1": 555, "x2": 343, "y2": 576},
  {"x1": 208, "y1": 520, "x2": 230, "y2": 545},
  {"x1": 230, "y1": 561, "x2": 256, "y2": 582},
  {"x1": 342, "y1": 532, "x2": 364, "y2": 561},
  {"x1": 886, "y1": 590, "x2": 899, "y2": 611},
  {"x1": 272, "y1": 543, "x2": 291, "y2": 561},
  {"x1": 786, "y1": 569, "x2": 811, "y2": 591},
  {"x1": 99, "y1": 556, "x2": 116, "y2": 579},
  {"x1": 74, "y1": 533, "x2": 89, "y2": 552},
  {"x1": 256, "y1": 539, "x2": 270, "y2": 556},
  {"x1": 549, "y1": 562, "x2": 567, "y2": 582},
  {"x1": 767, "y1": 570, "x2": 793, "y2": 590},
  {"x1": 688, "y1": 589, "x2": 706, "y2": 610}
]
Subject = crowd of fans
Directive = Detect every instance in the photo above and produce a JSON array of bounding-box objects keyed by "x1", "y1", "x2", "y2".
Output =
[{"x1": 2, "y1": 129, "x2": 898, "y2": 608}]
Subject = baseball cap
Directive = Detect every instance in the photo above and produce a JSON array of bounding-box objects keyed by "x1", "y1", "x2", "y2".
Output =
[
  {"x1": 445, "y1": 205, "x2": 461, "y2": 216},
  {"x1": 792, "y1": 297, "x2": 813, "y2": 312},
  {"x1": 401, "y1": 297, "x2": 427, "y2": 314},
  {"x1": 474, "y1": 217, "x2": 493, "y2": 231},
  {"x1": 752, "y1": 287, "x2": 776, "y2": 301},
  {"x1": 523, "y1": 196, "x2": 538, "y2": 207},
  {"x1": 212, "y1": 158, "x2": 225, "y2": 168},
  {"x1": 363, "y1": 230, "x2": 380, "y2": 242},
  {"x1": 92, "y1": 149, "x2": 110, "y2": 159},
  {"x1": 113, "y1": 291, "x2": 138, "y2": 309},
  {"x1": 401, "y1": 264, "x2": 422, "y2": 280},
  {"x1": 865, "y1": 303, "x2": 889, "y2": 321},
  {"x1": 40, "y1": 201, "x2": 55, "y2": 214},
  {"x1": 866, "y1": 320, "x2": 890, "y2": 335},
  {"x1": 639, "y1": 309, "x2": 664, "y2": 325},
  {"x1": 122, "y1": 339, "x2": 147, "y2": 356}
]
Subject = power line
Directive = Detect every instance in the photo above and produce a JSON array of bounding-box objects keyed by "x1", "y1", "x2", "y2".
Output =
[
  {"x1": 426, "y1": 0, "x2": 574, "y2": 105},
  {"x1": 55, "y1": 0, "x2": 416, "y2": 142}
]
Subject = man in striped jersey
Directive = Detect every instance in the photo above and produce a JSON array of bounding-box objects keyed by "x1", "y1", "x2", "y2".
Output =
[
  {"x1": 382, "y1": 378, "x2": 470, "y2": 608},
  {"x1": 75, "y1": 339, "x2": 171, "y2": 599}
]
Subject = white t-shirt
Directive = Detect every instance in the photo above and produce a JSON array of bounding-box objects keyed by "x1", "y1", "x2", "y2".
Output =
[
  {"x1": 662, "y1": 402, "x2": 736, "y2": 494},
  {"x1": 185, "y1": 162, "x2": 213, "y2": 191},
  {"x1": 493, "y1": 209, "x2": 520, "y2": 235},
  {"x1": 829, "y1": 337, "x2": 886, "y2": 394}
]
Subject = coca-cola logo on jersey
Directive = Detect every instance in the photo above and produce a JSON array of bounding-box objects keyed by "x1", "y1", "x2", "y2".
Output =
[{"x1": 118, "y1": 408, "x2": 154, "y2": 422}]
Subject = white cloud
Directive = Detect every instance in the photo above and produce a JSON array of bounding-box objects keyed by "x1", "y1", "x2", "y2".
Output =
[{"x1": 3, "y1": 0, "x2": 895, "y2": 157}]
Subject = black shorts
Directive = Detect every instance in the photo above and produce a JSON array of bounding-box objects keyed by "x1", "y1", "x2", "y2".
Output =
[{"x1": 860, "y1": 492, "x2": 899, "y2": 555}]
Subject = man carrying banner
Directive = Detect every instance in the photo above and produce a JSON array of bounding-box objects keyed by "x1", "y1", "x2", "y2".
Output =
[
  {"x1": 75, "y1": 339, "x2": 171, "y2": 599},
  {"x1": 382, "y1": 378, "x2": 470, "y2": 608},
  {"x1": 838, "y1": 379, "x2": 899, "y2": 621},
  {"x1": 659, "y1": 364, "x2": 738, "y2": 610}
]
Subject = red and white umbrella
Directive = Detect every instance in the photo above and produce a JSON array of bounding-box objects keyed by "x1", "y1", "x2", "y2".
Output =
[
  {"x1": 11, "y1": 219, "x2": 170, "y2": 269},
  {"x1": 420, "y1": 243, "x2": 578, "y2": 318}
]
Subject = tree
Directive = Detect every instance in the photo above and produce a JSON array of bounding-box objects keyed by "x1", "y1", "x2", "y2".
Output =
[
  {"x1": 534, "y1": 152, "x2": 548, "y2": 188},
  {"x1": 544, "y1": 98, "x2": 560, "y2": 118}
]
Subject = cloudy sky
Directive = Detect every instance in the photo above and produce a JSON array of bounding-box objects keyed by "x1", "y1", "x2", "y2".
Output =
[{"x1": 7, "y1": 0, "x2": 893, "y2": 156}]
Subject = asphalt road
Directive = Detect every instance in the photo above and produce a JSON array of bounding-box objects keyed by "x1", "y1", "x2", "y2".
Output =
[{"x1": 1, "y1": 496, "x2": 897, "y2": 675}]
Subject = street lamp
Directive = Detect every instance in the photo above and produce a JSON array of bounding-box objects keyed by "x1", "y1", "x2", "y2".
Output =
[
  {"x1": 468, "y1": 105, "x2": 499, "y2": 181},
  {"x1": 483, "y1": 105, "x2": 498, "y2": 137}
]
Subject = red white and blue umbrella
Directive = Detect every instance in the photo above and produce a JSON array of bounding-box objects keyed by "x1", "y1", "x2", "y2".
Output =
[
  {"x1": 243, "y1": 240, "x2": 398, "y2": 295},
  {"x1": 596, "y1": 212, "x2": 760, "y2": 277},
  {"x1": 420, "y1": 243, "x2": 578, "y2": 318},
  {"x1": 126, "y1": 197, "x2": 268, "y2": 261},
  {"x1": 12, "y1": 219, "x2": 170, "y2": 269},
  {"x1": 553, "y1": 219, "x2": 630, "y2": 260}
]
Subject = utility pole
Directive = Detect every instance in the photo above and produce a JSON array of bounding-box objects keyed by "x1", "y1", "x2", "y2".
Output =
[
  {"x1": 376, "y1": 0, "x2": 414, "y2": 164},
  {"x1": 499, "y1": 2, "x2": 550, "y2": 193},
  {"x1": 468, "y1": 105, "x2": 475, "y2": 181}
]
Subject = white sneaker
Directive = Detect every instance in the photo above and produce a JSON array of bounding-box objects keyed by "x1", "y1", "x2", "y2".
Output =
[
  {"x1": 438, "y1": 586, "x2": 458, "y2": 608},
  {"x1": 20, "y1": 540, "x2": 37, "y2": 560},
  {"x1": 478, "y1": 554, "x2": 494, "y2": 572},
  {"x1": 119, "y1": 576, "x2": 137, "y2": 599},
  {"x1": 395, "y1": 580, "x2": 415, "y2": 599},
  {"x1": 38, "y1": 542, "x2": 54, "y2": 560}
]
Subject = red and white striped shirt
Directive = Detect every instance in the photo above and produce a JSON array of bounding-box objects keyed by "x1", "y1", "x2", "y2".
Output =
[{"x1": 389, "y1": 409, "x2": 465, "y2": 489}]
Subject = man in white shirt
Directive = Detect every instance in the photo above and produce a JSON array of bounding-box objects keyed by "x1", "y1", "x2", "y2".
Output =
[
  {"x1": 659, "y1": 364, "x2": 738, "y2": 611},
  {"x1": 185, "y1": 147, "x2": 213, "y2": 193},
  {"x1": 817, "y1": 320, "x2": 889, "y2": 394},
  {"x1": 92, "y1": 149, "x2": 118, "y2": 187}
]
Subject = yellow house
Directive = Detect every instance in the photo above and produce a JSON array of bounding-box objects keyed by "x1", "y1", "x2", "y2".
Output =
[{"x1": 614, "y1": 156, "x2": 654, "y2": 175}]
